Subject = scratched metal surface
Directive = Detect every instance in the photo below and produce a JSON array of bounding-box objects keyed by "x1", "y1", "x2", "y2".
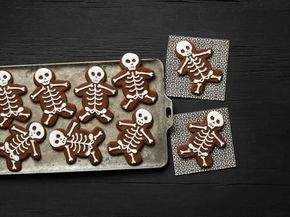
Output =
[{"x1": 0, "y1": 59, "x2": 173, "y2": 175}]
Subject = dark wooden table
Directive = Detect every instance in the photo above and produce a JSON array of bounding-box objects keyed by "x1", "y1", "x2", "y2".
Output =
[{"x1": 0, "y1": 1, "x2": 289, "y2": 216}]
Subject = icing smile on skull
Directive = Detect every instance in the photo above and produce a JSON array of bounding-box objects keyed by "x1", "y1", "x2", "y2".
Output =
[
  {"x1": 136, "y1": 108, "x2": 152, "y2": 126},
  {"x1": 0, "y1": 71, "x2": 11, "y2": 86},
  {"x1": 28, "y1": 122, "x2": 45, "y2": 139},
  {"x1": 35, "y1": 68, "x2": 52, "y2": 86},
  {"x1": 207, "y1": 111, "x2": 224, "y2": 129},
  {"x1": 176, "y1": 40, "x2": 192, "y2": 57},
  {"x1": 122, "y1": 53, "x2": 140, "y2": 71},
  {"x1": 88, "y1": 66, "x2": 105, "y2": 84},
  {"x1": 49, "y1": 130, "x2": 67, "y2": 147}
]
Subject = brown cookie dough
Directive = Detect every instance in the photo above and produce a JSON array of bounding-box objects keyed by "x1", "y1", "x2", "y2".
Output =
[
  {"x1": 0, "y1": 70, "x2": 31, "y2": 129},
  {"x1": 74, "y1": 66, "x2": 116, "y2": 124},
  {"x1": 30, "y1": 68, "x2": 76, "y2": 127},
  {"x1": 112, "y1": 53, "x2": 158, "y2": 111},
  {"x1": 175, "y1": 40, "x2": 223, "y2": 95},
  {"x1": 108, "y1": 108, "x2": 154, "y2": 165},
  {"x1": 177, "y1": 111, "x2": 226, "y2": 168},
  {"x1": 49, "y1": 120, "x2": 105, "y2": 165},
  {"x1": 0, "y1": 122, "x2": 46, "y2": 172}
]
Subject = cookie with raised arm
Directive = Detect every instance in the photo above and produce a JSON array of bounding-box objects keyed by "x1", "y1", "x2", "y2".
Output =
[
  {"x1": 108, "y1": 108, "x2": 154, "y2": 165},
  {"x1": 0, "y1": 122, "x2": 46, "y2": 172},
  {"x1": 177, "y1": 111, "x2": 226, "y2": 168},
  {"x1": 175, "y1": 40, "x2": 223, "y2": 95},
  {"x1": 0, "y1": 70, "x2": 31, "y2": 129},
  {"x1": 112, "y1": 53, "x2": 158, "y2": 111},
  {"x1": 30, "y1": 68, "x2": 76, "y2": 127},
  {"x1": 74, "y1": 66, "x2": 116, "y2": 124},
  {"x1": 49, "y1": 120, "x2": 105, "y2": 165}
]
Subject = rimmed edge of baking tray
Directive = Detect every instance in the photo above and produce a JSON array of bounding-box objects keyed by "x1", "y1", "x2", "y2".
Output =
[{"x1": 0, "y1": 58, "x2": 173, "y2": 175}]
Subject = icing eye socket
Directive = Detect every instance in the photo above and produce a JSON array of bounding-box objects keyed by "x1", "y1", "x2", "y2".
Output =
[
  {"x1": 91, "y1": 72, "x2": 95, "y2": 76},
  {"x1": 36, "y1": 131, "x2": 41, "y2": 136},
  {"x1": 3, "y1": 75, "x2": 7, "y2": 79},
  {"x1": 126, "y1": 59, "x2": 130, "y2": 63},
  {"x1": 32, "y1": 126, "x2": 37, "y2": 130},
  {"x1": 216, "y1": 119, "x2": 220, "y2": 124},
  {"x1": 132, "y1": 59, "x2": 136, "y2": 63},
  {"x1": 181, "y1": 49, "x2": 185, "y2": 53},
  {"x1": 138, "y1": 113, "x2": 142, "y2": 117},
  {"x1": 210, "y1": 116, "x2": 214, "y2": 120},
  {"x1": 45, "y1": 73, "x2": 49, "y2": 77},
  {"x1": 39, "y1": 75, "x2": 43, "y2": 80},
  {"x1": 55, "y1": 140, "x2": 59, "y2": 144},
  {"x1": 186, "y1": 46, "x2": 190, "y2": 50},
  {"x1": 56, "y1": 134, "x2": 60, "y2": 138},
  {"x1": 144, "y1": 116, "x2": 148, "y2": 121},
  {"x1": 97, "y1": 72, "x2": 101, "y2": 76}
]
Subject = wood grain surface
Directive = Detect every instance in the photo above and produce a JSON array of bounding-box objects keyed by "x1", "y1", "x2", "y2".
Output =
[{"x1": 0, "y1": 0, "x2": 289, "y2": 216}]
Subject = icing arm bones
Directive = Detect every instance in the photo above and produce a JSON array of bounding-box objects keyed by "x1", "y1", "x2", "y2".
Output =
[
  {"x1": 30, "y1": 86, "x2": 45, "y2": 101},
  {"x1": 74, "y1": 82, "x2": 93, "y2": 95},
  {"x1": 117, "y1": 120, "x2": 136, "y2": 130},
  {"x1": 7, "y1": 84, "x2": 27, "y2": 94},
  {"x1": 112, "y1": 71, "x2": 130, "y2": 85},
  {"x1": 211, "y1": 131, "x2": 226, "y2": 147},
  {"x1": 177, "y1": 58, "x2": 189, "y2": 75}
]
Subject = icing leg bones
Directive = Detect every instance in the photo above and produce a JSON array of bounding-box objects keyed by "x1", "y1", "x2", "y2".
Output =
[
  {"x1": 49, "y1": 120, "x2": 105, "y2": 165},
  {"x1": 177, "y1": 111, "x2": 226, "y2": 168},
  {"x1": 112, "y1": 53, "x2": 158, "y2": 111},
  {"x1": 108, "y1": 108, "x2": 154, "y2": 165}
]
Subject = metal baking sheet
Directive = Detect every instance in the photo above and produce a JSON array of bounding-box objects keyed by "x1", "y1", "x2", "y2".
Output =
[{"x1": 0, "y1": 59, "x2": 173, "y2": 175}]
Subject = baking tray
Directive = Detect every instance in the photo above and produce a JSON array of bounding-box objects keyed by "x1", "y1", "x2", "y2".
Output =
[{"x1": 0, "y1": 59, "x2": 173, "y2": 175}]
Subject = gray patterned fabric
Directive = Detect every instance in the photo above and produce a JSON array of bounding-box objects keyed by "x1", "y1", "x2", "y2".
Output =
[
  {"x1": 165, "y1": 35, "x2": 229, "y2": 101},
  {"x1": 171, "y1": 107, "x2": 236, "y2": 176}
]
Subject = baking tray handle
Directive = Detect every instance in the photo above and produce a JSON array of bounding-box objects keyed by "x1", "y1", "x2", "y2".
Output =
[{"x1": 164, "y1": 96, "x2": 173, "y2": 130}]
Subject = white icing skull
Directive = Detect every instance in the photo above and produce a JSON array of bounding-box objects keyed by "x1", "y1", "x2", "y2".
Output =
[
  {"x1": 29, "y1": 122, "x2": 45, "y2": 140},
  {"x1": 49, "y1": 130, "x2": 67, "y2": 148},
  {"x1": 176, "y1": 40, "x2": 192, "y2": 57},
  {"x1": 0, "y1": 70, "x2": 11, "y2": 86},
  {"x1": 35, "y1": 68, "x2": 52, "y2": 85},
  {"x1": 88, "y1": 66, "x2": 105, "y2": 83},
  {"x1": 135, "y1": 108, "x2": 152, "y2": 126},
  {"x1": 207, "y1": 111, "x2": 224, "y2": 129},
  {"x1": 121, "y1": 53, "x2": 140, "y2": 70}
]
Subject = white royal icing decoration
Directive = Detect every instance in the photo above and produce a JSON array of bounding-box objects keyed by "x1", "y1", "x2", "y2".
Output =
[
  {"x1": 74, "y1": 66, "x2": 116, "y2": 122},
  {"x1": 179, "y1": 111, "x2": 225, "y2": 167},
  {"x1": 49, "y1": 121, "x2": 103, "y2": 163},
  {"x1": 112, "y1": 53, "x2": 156, "y2": 110},
  {"x1": 176, "y1": 40, "x2": 222, "y2": 94},
  {"x1": 0, "y1": 122, "x2": 45, "y2": 170},
  {"x1": 108, "y1": 108, "x2": 154, "y2": 164},
  {"x1": 0, "y1": 70, "x2": 30, "y2": 127},
  {"x1": 30, "y1": 68, "x2": 74, "y2": 125}
]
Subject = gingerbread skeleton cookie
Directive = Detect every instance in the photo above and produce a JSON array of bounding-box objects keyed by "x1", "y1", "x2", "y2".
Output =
[
  {"x1": 177, "y1": 111, "x2": 226, "y2": 168},
  {"x1": 108, "y1": 108, "x2": 154, "y2": 165},
  {"x1": 74, "y1": 66, "x2": 116, "y2": 124},
  {"x1": 112, "y1": 53, "x2": 158, "y2": 111},
  {"x1": 49, "y1": 120, "x2": 105, "y2": 165},
  {"x1": 0, "y1": 122, "x2": 45, "y2": 172},
  {"x1": 30, "y1": 68, "x2": 76, "y2": 127},
  {"x1": 0, "y1": 70, "x2": 31, "y2": 129},
  {"x1": 175, "y1": 40, "x2": 223, "y2": 95}
]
